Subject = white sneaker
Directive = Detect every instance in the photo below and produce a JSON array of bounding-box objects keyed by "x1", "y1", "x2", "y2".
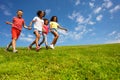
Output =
[
  {"x1": 50, "y1": 44, "x2": 54, "y2": 49},
  {"x1": 13, "y1": 50, "x2": 18, "y2": 53}
]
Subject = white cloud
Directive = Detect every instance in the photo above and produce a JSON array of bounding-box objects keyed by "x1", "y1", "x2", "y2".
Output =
[
  {"x1": 76, "y1": 15, "x2": 85, "y2": 24},
  {"x1": 75, "y1": 25, "x2": 85, "y2": 31},
  {"x1": 108, "y1": 31, "x2": 116, "y2": 36},
  {"x1": 115, "y1": 33, "x2": 120, "y2": 40},
  {"x1": 45, "y1": 9, "x2": 51, "y2": 15},
  {"x1": 0, "y1": 5, "x2": 6, "y2": 10},
  {"x1": 92, "y1": 0, "x2": 113, "y2": 15},
  {"x1": 96, "y1": 14, "x2": 103, "y2": 21},
  {"x1": 75, "y1": 0, "x2": 80, "y2": 6},
  {"x1": 102, "y1": 0, "x2": 113, "y2": 9},
  {"x1": 68, "y1": 11, "x2": 95, "y2": 25},
  {"x1": 4, "y1": 10, "x2": 11, "y2": 16},
  {"x1": 57, "y1": 25, "x2": 89, "y2": 41},
  {"x1": 0, "y1": 4, "x2": 12, "y2": 16},
  {"x1": 58, "y1": 27, "x2": 88, "y2": 42},
  {"x1": 58, "y1": 35, "x2": 66, "y2": 43},
  {"x1": 68, "y1": 31, "x2": 83, "y2": 40},
  {"x1": 20, "y1": 37, "x2": 34, "y2": 42},
  {"x1": 68, "y1": 11, "x2": 79, "y2": 20},
  {"x1": 106, "y1": 31, "x2": 120, "y2": 43},
  {"x1": 91, "y1": 33, "x2": 96, "y2": 36},
  {"x1": 58, "y1": 29, "x2": 68, "y2": 35},
  {"x1": 110, "y1": 5, "x2": 120, "y2": 13},
  {"x1": 94, "y1": 7, "x2": 102, "y2": 14},
  {"x1": 67, "y1": 11, "x2": 95, "y2": 41},
  {"x1": 58, "y1": 29, "x2": 86, "y2": 43},
  {"x1": 89, "y1": 2, "x2": 94, "y2": 8},
  {"x1": 106, "y1": 40, "x2": 120, "y2": 43},
  {"x1": 20, "y1": 33, "x2": 34, "y2": 42},
  {"x1": 20, "y1": 33, "x2": 25, "y2": 37},
  {"x1": 0, "y1": 32, "x2": 11, "y2": 37},
  {"x1": 85, "y1": 15, "x2": 96, "y2": 25},
  {"x1": 88, "y1": 21, "x2": 96, "y2": 25},
  {"x1": 28, "y1": 34, "x2": 34, "y2": 38},
  {"x1": 73, "y1": 26, "x2": 87, "y2": 40}
]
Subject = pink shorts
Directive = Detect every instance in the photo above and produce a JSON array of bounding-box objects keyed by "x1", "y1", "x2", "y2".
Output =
[{"x1": 11, "y1": 27, "x2": 21, "y2": 39}]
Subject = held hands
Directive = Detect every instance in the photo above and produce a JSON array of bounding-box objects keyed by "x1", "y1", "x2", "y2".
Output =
[
  {"x1": 27, "y1": 26, "x2": 32, "y2": 30},
  {"x1": 28, "y1": 26, "x2": 32, "y2": 30}
]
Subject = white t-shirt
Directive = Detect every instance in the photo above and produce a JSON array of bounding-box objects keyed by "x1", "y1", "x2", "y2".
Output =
[{"x1": 33, "y1": 16, "x2": 44, "y2": 31}]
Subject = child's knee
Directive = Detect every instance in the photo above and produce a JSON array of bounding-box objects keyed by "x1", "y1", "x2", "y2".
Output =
[
  {"x1": 36, "y1": 34, "x2": 40, "y2": 38},
  {"x1": 57, "y1": 35, "x2": 59, "y2": 38},
  {"x1": 12, "y1": 38, "x2": 17, "y2": 41},
  {"x1": 56, "y1": 35, "x2": 59, "y2": 38}
]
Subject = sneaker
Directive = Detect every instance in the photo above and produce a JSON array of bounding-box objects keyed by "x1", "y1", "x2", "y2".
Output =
[
  {"x1": 5, "y1": 45, "x2": 9, "y2": 51},
  {"x1": 36, "y1": 46, "x2": 40, "y2": 51},
  {"x1": 13, "y1": 50, "x2": 18, "y2": 53},
  {"x1": 50, "y1": 44, "x2": 54, "y2": 49},
  {"x1": 28, "y1": 46, "x2": 32, "y2": 50},
  {"x1": 46, "y1": 45, "x2": 49, "y2": 49}
]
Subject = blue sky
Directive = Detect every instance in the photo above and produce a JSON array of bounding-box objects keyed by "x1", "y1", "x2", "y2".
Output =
[{"x1": 0, "y1": 0, "x2": 120, "y2": 47}]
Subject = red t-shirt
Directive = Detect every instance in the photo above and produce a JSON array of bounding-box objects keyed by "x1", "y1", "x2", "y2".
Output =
[
  {"x1": 12, "y1": 17, "x2": 24, "y2": 31},
  {"x1": 43, "y1": 25, "x2": 49, "y2": 34}
]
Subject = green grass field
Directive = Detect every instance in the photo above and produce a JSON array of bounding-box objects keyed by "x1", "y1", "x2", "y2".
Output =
[{"x1": 0, "y1": 44, "x2": 120, "y2": 80}]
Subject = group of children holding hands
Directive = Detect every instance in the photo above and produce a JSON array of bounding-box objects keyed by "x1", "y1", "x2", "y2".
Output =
[{"x1": 5, "y1": 10, "x2": 67, "y2": 53}]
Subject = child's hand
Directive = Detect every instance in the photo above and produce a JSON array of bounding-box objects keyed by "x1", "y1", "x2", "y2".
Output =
[
  {"x1": 6, "y1": 21, "x2": 12, "y2": 25},
  {"x1": 64, "y1": 29, "x2": 67, "y2": 31},
  {"x1": 28, "y1": 27, "x2": 32, "y2": 30}
]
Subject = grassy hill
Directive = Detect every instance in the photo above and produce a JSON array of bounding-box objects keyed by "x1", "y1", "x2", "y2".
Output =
[{"x1": 0, "y1": 44, "x2": 119, "y2": 80}]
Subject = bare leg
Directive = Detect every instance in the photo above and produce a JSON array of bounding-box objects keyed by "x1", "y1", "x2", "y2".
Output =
[
  {"x1": 34, "y1": 31, "x2": 40, "y2": 48},
  {"x1": 12, "y1": 38, "x2": 17, "y2": 52},
  {"x1": 5, "y1": 41, "x2": 12, "y2": 51},
  {"x1": 29, "y1": 40, "x2": 36, "y2": 48},
  {"x1": 51, "y1": 31, "x2": 59, "y2": 46},
  {"x1": 39, "y1": 33, "x2": 45, "y2": 46},
  {"x1": 44, "y1": 34, "x2": 48, "y2": 48}
]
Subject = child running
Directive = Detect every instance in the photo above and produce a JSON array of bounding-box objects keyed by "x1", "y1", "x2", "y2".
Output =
[
  {"x1": 38, "y1": 18, "x2": 49, "y2": 49},
  {"x1": 49, "y1": 16, "x2": 67, "y2": 49},
  {"x1": 28, "y1": 10, "x2": 45, "y2": 51},
  {"x1": 5, "y1": 10, "x2": 31, "y2": 53}
]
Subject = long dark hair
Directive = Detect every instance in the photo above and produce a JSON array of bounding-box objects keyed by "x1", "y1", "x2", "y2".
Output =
[{"x1": 50, "y1": 16, "x2": 58, "y2": 22}]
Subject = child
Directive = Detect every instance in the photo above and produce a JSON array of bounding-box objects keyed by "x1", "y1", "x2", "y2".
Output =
[
  {"x1": 5, "y1": 10, "x2": 31, "y2": 53},
  {"x1": 28, "y1": 10, "x2": 45, "y2": 51},
  {"x1": 49, "y1": 16, "x2": 67, "y2": 49},
  {"x1": 38, "y1": 18, "x2": 49, "y2": 49}
]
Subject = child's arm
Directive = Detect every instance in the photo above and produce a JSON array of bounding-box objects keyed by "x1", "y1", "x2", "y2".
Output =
[
  {"x1": 23, "y1": 23, "x2": 31, "y2": 30},
  {"x1": 42, "y1": 26, "x2": 46, "y2": 32},
  {"x1": 27, "y1": 20, "x2": 36, "y2": 30},
  {"x1": 58, "y1": 26, "x2": 67, "y2": 31},
  {"x1": 6, "y1": 21, "x2": 12, "y2": 25},
  {"x1": 29, "y1": 20, "x2": 36, "y2": 28}
]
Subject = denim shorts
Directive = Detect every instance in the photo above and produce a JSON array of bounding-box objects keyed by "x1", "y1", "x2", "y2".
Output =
[
  {"x1": 51, "y1": 28, "x2": 57, "y2": 32},
  {"x1": 34, "y1": 28, "x2": 42, "y2": 34}
]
